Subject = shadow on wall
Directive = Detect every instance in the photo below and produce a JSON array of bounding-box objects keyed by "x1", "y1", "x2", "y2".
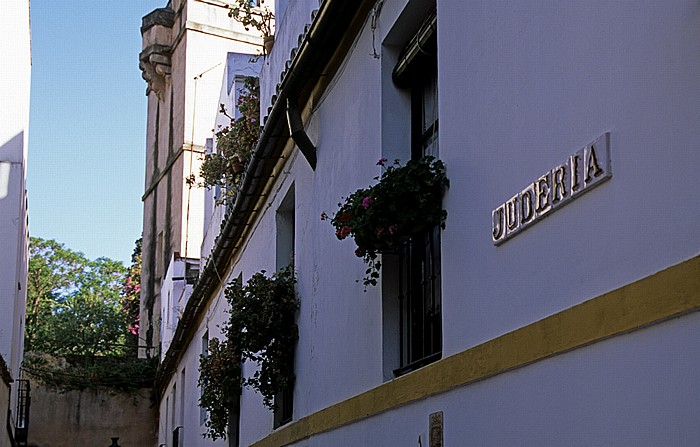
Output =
[{"x1": 0, "y1": 132, "x2": 24, "y2": 200}]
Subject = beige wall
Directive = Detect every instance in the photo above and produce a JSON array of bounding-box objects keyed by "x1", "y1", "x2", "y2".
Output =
[
  {"x1": 0, "y1": 379, "x2": 10, "y2": 447},
  {"x1": 27, "y1": 383, "x2": 156, "y2": 447}
]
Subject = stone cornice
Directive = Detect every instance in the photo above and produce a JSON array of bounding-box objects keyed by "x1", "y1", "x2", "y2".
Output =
[{"x1": 141, "y1": 7, "x2": 175, "y2": 34}]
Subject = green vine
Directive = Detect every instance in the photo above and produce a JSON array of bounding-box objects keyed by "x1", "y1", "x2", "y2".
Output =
[
  {"x1": 198, "y1": 266, "x2": 298, "y2": 439},
  {"x1": 189, "y1": 77, "x2": 260, "y2": 206}
]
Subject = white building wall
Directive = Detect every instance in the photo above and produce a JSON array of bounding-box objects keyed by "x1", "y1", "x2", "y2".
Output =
[
  {"x1": 437, "y1": 0, "x2": 700, "y2": 356},
  {"x1": 158, "y1": 0, "x2": 700, "y2": 446},
  {"x1": 0, "y1": 1, "x2": 30, "y2": 440},
  {"x1": 258, "y1": 0, "x2": 320, "y2": 117},
  {"x1": 242, "y1": 0, "x2": 700, "y2": 444},
  {"x1": 140, "y1": 0, "x2": 262, "y2": 357},
  {"x1": 291, "y1": 312, "x2": 700, "y2": 447}
]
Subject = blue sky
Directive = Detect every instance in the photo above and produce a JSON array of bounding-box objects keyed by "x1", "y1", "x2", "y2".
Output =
[{"x1": 28, "y1": 1, "x2": 163, "y2": 264}]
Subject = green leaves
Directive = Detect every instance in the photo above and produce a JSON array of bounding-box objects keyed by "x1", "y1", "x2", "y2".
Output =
[
  {"x1": 25, "y1": 237, "x2": 132, "y2": 357},
  {"x1": 198, "y1": 266, "x2": 298, "y2": 439},
  {"x1": 199, "y1": 77, "x2": 261, "y2": 206},
  {"x1": 23, "y1": 238, "x2": 150, "y2": 392}
]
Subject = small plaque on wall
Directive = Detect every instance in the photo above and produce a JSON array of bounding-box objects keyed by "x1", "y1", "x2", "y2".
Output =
[{"x1": 429, "y1": 411, "x2": 443, "y2": 447}]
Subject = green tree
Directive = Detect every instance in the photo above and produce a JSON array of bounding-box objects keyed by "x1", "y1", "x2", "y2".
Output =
[
  {"x1": 25, "y1": 237, "x2": 85, "y2": 352},
  {"x1": 25, "y1": 237, "x2": 130, "y2": 357},
  {"x1": 24, "y1": 237, "x2": 156, "y2": 391}
]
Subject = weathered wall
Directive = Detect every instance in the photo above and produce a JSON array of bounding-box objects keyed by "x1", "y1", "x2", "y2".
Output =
[
  {"x1": 27, "y1": 384, "x2": 156, "y2": 447},
  {"x1": 0, "y1": 374, "x2": 10, "y2": 447}
]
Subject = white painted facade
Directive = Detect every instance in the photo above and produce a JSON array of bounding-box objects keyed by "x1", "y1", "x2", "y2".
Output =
[
  {"x1": 148, "y1": 1, "x2": 700, "y2": 446},
  {"x1": 0, "y1": 1, "x2": 30, "y2": 445}
]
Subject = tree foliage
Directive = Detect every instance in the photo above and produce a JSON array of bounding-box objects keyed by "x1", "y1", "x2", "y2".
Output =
[
  {"x1": 23, "y1": 237, "x2": 152, "y2": 392},
  {"x1": 25, "y1": 237, "x2": 130, "y2": 357},
  {"x1": 122, "y1": 238, "x2": 142, "y2": 356}
]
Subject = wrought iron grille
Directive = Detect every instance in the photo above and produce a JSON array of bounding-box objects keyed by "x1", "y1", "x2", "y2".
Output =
[{"x1": 15, "y1": 379, "x2": 30, "y2": 446}]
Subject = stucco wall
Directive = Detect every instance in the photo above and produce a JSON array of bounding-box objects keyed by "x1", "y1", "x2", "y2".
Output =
[
  {"x1": 155, "y1": 0, "x2": 700, "y2": 446},
  {"x1": 27, "y1": 383, "x2": 156, "y2": 447},
  {"x1": 0, "y1": 0, "x2": 30, "y2": 436}
]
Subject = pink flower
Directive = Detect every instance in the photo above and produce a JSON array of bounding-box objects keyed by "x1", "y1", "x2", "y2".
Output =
[
  {"x1": 376, "y1": 157, "x2": 388, "y2": 166},
  {"x1": 361, "y1": 197, "x2": 373, "y2": 208},
  {"x1": 388, "y1": 225, "x2": 396, "y2": 235}
]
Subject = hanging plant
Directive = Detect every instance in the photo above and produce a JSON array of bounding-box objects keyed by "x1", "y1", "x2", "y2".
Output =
[
  {"x1": 189, "y1": 76, "x2": 260, "y2": 205},
  {"x1": 324, "y1": 156, "x2": 449, "y2": 287},
  {"x1": 197, "y1": 337, "x2": 242, "y2": 440},
  {"x1": 198, "y1": 266, "x2": 298, "y2": 439},
  {"x1": 231, "y1": 266, "x2": 298, "y2": 408}
]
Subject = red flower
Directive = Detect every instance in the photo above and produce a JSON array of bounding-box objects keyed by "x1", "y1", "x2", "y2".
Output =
[{"x1": 336, "y1": 226, "x2": 352, "y2": 239}]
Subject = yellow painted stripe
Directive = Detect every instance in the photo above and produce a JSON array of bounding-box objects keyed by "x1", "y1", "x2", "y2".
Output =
[{"x1": 251, "y1": 255, "x2": 700, "y2": 447}]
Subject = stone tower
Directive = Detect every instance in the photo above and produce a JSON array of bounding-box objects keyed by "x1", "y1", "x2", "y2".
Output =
[{"x1": 138, "y1": 0, "x2": 261, "y2": 357}]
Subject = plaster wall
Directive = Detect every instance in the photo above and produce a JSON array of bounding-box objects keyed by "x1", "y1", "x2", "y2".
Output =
[
  {"x1": 248, "y1": 0, "x2": 700, "y2": 442},
  {"x1": 0, "y1": 0, "x2": 31, "y2": 160},
  {"x1": 258, "y1": 0, "x2": 320, "y2": 116},
  {"x1": 160, "y1": 256, "x2": 193, "y2": 356},
  {"x1": 434, "y1": 0, "x2": 700, "y2": 357},
  {"x1": 290, "y1": 312, "x2": 700, "y2": 447},
  {"x1": 201, "y1": 52, "x2": 262, "y2": 262},
  {"x1": 0, "y1": 0, "x2": 30, "y2": 435},
  {"x1": 27, "y1": 384, "x2": 157, "y2": 447},
  {"x1": 157, "y1": 287, "x2": 233, "y2": 447},
  {"x1": 159, "y1": 0, "x2": 700, "y2": 445}
]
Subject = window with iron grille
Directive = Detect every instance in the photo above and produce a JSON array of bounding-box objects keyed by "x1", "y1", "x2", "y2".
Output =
[
  {"x1": 15, "y1": 379, "x2": 30, "y2": 447},
  {"x1": 392, "y1": 10, "x2": 442, "y2": 376}
]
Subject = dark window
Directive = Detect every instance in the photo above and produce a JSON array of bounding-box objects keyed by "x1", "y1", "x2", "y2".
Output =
[
  {"x1": 274, "y1": 186, "x2": 295, "y2": 427},
  {"x1": 393, "y1": 10, "x2": 442, "y2": 376}
]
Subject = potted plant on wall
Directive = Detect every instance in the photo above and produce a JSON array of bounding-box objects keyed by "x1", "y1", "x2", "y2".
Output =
[
  {"x1": 229, "y1": 0, "x2": 275, "y2": 54},
  {"x1": 324, "y1": 156, "x2": 449, "y2": 287},
  {"x1": 198, "y1": 267, "x2": 298, "y2": 439}
]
